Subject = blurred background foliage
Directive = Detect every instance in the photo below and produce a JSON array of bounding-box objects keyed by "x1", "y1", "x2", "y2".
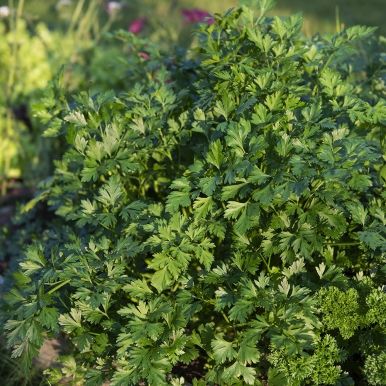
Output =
[{"x1": 3, "y1": 0, "x2": 386, "y2": 35}]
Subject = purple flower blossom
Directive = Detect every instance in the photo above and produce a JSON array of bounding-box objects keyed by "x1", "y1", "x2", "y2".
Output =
[
  {"x1": 128, "y1": 17, "x2": 146, "y2": 34},
  {"x1": 181, "y1": 8, "x2": 214, "y2": 25}
]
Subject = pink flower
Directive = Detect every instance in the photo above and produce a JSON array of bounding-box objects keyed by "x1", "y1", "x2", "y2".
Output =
[
  {"x1": 181, "y1": 8, "x2": 214, "y2": 25},
  {"x1": 129, "y1": 17, "x2": 146, "y2": 34},
  {"x1": 138, "y1": 51, "x2": 150, "y2": 61}
]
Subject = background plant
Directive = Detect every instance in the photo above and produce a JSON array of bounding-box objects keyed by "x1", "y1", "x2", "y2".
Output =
[{"x1": 0, "y1": 0, "x2": 141, "y2": 196}]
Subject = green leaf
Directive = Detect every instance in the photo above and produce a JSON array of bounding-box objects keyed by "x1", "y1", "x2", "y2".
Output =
[
  {"x1": 238, "y1": 340, "x2": 260, "y2": 365},
  {"x1": 358, "y1": 231, "x2": 385, "y2": 251},
  {"x1": 111, "y1": 368, "x2": 134, "y2": 386},
  {"x1": 64, "y1": 111, "x2": 87, "y2": 126},
  {"x1": 206, "y1": 140, "x2": 224, "y2": 169},
  {"x1": 166, "y1": 191, "x2": 191, "y2": 213},
  {"x1": 247, "y1": 166, "x2": 270, "y2": 185},
  {"x1": 199, "y1": 176, "x2": 219, "y2": 196},
  {"x1": 19, "y1": 245, "x2": 46, "y2": 275},
  {"x1": 193, "y1": 196, "x2": 214, "y2": 219},
  {"x1": 123, "y1": 279, "x2": 153, "y2": 298},
  {"x1": 58, "y1": 309, "x2": 82, "y2": 333},
  {"x1": 268, "y1": 367, "x2": 290, "y2": 386},
  {"x1": 38, "y1": 308, "x2": 59, "y2": 331},
  {"x1": 151, "y1": 267, "x2": 172, "y2": 293},
  {"x1": 224, "y1": 201, "x2": 248, "y2": 219},
  {"x1": 221, "y1": 183, "x2": 248, "y2": 200},
  {"x1": 97, "y1": 176, "x2": 125, "y2": 207},
  {"x1": 211, "y1": 336, "x2": 237, "y2": 363},
  {"x1": 346, "y1": 202, "x2": 367, "y2": 226}
]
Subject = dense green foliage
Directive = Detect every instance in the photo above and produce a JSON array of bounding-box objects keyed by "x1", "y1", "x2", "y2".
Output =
[
  {"x1": 2, "y1": 0, "x2": 385, "y2": 195},
  {"x1": 1, "y1": 3, "x2": 385, "y2": 385}
]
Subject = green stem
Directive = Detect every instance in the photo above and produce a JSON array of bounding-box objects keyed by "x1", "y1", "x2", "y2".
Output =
[
  {"x1": 68, "y1": 0, "x2": 86, "y2": 34},
  {"x1": 16, "y1": 0, "x2": 24, "y2": 20},
  {"x1": 221, "y1": 310, "x2": 231, "y2": 324},
  {"x1": 47, "y1": 279, "x2": 71, "y2": 295},
  {"x1": 260, "y1": 254, "x2": 271, "y2": 273},
  {"x1": 325, "y1": 242, "x2": 360, "y2": 247}
]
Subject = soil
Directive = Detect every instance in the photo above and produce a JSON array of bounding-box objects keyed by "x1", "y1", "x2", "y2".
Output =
[{"x1": 35, "y1": 339, "x2": 61, "y2": 370}]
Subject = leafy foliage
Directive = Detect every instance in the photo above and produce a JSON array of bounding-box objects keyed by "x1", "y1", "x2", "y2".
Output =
[
  {"x1": 1, "y1": 3, "x2": 385, "y2": 385},
  {"x1": 0, "y1": 4, "x2": 150, "y2": 194}
]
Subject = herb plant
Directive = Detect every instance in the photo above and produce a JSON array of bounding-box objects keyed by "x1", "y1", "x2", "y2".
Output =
[
  {"x1": 0, "y1": 2, "x2": 136, "y2": 195},
  {"x1": 1, "y1": 3, "x2": 385, "y2": 385}
]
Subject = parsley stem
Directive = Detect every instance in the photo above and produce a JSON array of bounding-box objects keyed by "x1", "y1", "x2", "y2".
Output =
[
  {"x1": 221, "y1": 310, "x2": 231, "y2": 324},
  {"x1": 47, "y1": 279, "x2": 71, "y2": 295},
  {"x1": 260, "y1": 254, "x2": 271, "y2": 273},
  {"x1": 325, "y1": 242, "x2": 360, "y2": 246}
]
